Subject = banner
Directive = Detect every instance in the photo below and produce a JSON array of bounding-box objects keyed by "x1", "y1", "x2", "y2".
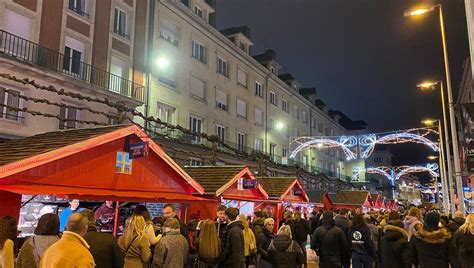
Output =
[
  {"x1": 129, "y1": 141, "x2": 148, "y2": 159},
  {"x1": 242, "y1": 178, "x2": 257, "y2": 189}
]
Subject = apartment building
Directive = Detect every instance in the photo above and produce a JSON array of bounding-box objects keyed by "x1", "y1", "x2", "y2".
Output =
[
  {"x1": 147, "y1": 0, "x2": 367, "y2": 181},
  {"x1": 0, "y1": 0, "x2": 146, "y2": 139}
]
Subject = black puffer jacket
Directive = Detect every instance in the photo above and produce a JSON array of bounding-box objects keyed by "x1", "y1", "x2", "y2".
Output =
[
  {"x1": 453, "y1": 230, "x2": 474, "y2": 268},
  {"x1": 447, "y1": 217, "x2": 465, "y2": 233},
  {"x1": 310, "y1": 219, "x2": 348, "y2": 265},
  {"x1": 222, "y1": 221, "x2": 245, "y2": 268},
  {"x1": 268, "y1": 234, "x2": 304, "y2": 268},
  {"x1": 257, "y1": 228, "x2": 275, "y2": 261},
  {"x1": 409, "y1": 225, "x2": 452, "y2": 268},
  {"x1": 447, "y1": 218, "x2": 465, "y2": 268},
  {"x1": 379, "y1": 223, "x2": 410, "y2": 268},
  {"x1": 293, "y1": 218, "x2": 310, "y2": 245}
]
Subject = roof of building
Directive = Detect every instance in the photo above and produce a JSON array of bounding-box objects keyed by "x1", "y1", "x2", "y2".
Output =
[
  {"x1": 0, "y1": 125, "x2": 127, "y2": 165},
  {"x1": 183, "y1": 165, "x2": 249, "y2": 193},
  {"x1": 314, "y1": 99, "x2": 327, "y2": 109},
  {"x1": 252, "y1": 49, "x2": 277, "y2": 63},
  {"x1": 278, "y1": 73, "x2": 296, "y2": 83},
  {"x1": 220, "y1": 26, "x2": 251, "y2": 39},
  {"x1": 332, "y1": 190, "x2": 369, "y2": 205},
  {"x1": 306, "y1": 190, "x2": 323, "y2": 203},
  {"x1": 328, "y1": 110, "x2": 368, "y2": 131},
  {"x1": 257, "y1": 177, "x2": 297, "y2": 198},
  {"x1": 299, "y1": 87, "x2": 317, "y2": 97}
]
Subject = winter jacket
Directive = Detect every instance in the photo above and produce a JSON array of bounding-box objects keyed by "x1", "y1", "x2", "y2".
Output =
[
  {"x1": 282, "y1": 219, "x2": 296, "y2": 239},
  {"x1": 334, "y1": 215, "x2": 351, "y2": 237},
  {"x1": 404, "y1": 216, "x2": 422, "y2": 241},
  {"x1": 40, "y1": 231, "x2": 95, "y2": 268},
  {"x1": 310, "y1": 219, "x2": 348, "y2": 265},
  {"x1": 379, "y1": 223, "x2": 410, "y2": 268},
  {"x1": 367, "y1": 223, "x2": 379, "y2": 253},
  {"x1": 242, "y1": 227, "x2": 256, "y2": 257},
  {"x1": 152, "y1": 230, "x2": 189, "y2": 268},
  {"x1": 447, "y1": 217, "x2": 465, "y2": 233},
  {"x1": 293, "y1": 218, "x2": 310, "y2": 245},
  {"x1": 252, "y1": 218, "x2": 265, "y2": 238},
  {"x1": 17, "y1": 235, "x2": 59, "y2": 268},
  {"x1": 118, "y1": 233, "x2": 151, "y2": 268},
  {"x1": 268, "y1": 234, "x2": 304, "y2": 268},
  {"x1": 310, "y1": 213, "x2": 323, "y2": 235},
  {"x1": 0, "y1": 239, "x2": 14, "y2": 268},
  {"x1": 348, "y1": 225, "x2": 376, "y2": 259},
  {"x1": 453, "y1": 230, "x2": 474, "y2": 268},
  {"x1": 222, "y1": 220, "x2": 245, "y2": 268},
  {"x1": 257, "y1": 229, "x2": 275, "y2": 267},
  {"x1": 215, "y1": 220, "x2": 228, "y2": 254},
  {"x1": 408, "y1": 225, "x2": 451, "y2": 268},
  {"x1": 83, "y1": 226, "x2": 124, "y2": 268}
]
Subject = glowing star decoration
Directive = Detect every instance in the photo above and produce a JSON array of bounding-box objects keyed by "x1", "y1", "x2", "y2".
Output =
[{"x1": 289, "y1": 135, "x2": 358, "y2": 160}]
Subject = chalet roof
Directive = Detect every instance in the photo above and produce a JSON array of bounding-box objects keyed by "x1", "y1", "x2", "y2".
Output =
[
  {"x1": 257, "y1": 177, "x2": 297, "y2": 198},
  {"x1": 183, "y1": 165, "x2": 249, "y2": 193},
  {"x1": 0, "y1": 125, "x2": 127, "y2": 165},
  {"x1": 332, "y1": 190, "x2": 369, "y2": 205}
]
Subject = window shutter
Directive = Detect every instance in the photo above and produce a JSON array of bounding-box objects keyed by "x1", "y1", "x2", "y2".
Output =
[
  {"x1": 190, "y1": 76, "x2": 205, "y2": 99},
  {"x1": 237, "y1": 100, "x2": 246, "y2": 117},
  {"x1": 255, "y1": 109, "x2": 262, "y2": 125},
  {"x1": 216, "y1": 90, "x2": 227, "y2": 105},
  {"x1": 237, "y1": 69, "x2": 246, "y2": 86}
]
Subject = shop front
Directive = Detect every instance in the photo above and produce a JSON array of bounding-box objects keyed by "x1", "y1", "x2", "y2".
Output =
[
  {"x1": 185, "y1": 166, "x2": 269, "y2": 220},
  {"x1": 0, "y1": 124, "x2": 206, "y2": 236}
]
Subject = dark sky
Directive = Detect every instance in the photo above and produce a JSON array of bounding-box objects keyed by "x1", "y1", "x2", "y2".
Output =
[{"x1": 215, "y1": 0, "x2": 470, "y2": 133}]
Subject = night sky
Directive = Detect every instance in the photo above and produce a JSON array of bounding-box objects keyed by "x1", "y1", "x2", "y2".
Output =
[{"x1": 216, "y1": 0, "x2": 470, "y2": 133}]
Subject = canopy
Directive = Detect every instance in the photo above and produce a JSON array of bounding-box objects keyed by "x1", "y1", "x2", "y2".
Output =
[{"x1": 0, "y1": 124, "x2": 205, "y2": 203}]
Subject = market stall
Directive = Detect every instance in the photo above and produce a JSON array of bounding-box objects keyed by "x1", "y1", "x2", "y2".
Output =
[
  {"x1": 326, "y1": 190, "x2": 373, "y2": 211},
  {"x1": 257, "y1": 177, "x2": 309, "y2": 228},
  {"x1": 185, "y1": 166, "x2": 269, "y2": 220},
  {"x1": 0, "y1": 124, "x2": 206, "y2": 235}
]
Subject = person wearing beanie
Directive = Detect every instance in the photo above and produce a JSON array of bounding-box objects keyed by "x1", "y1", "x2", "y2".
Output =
[
  {"x1": 311, "y1": 211, "x2": 349, "y2": 268},
  {"x1": 409, "y1": 211, "x2": 452, "y2": 268}
]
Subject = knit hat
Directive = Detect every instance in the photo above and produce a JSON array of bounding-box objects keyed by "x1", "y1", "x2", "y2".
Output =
[
  {"x1": 322, "y1": 211, "x2": 334, "y2": 222},
  {"x1": 424, "y1": 211, "x2": 440, "y2": 230}
]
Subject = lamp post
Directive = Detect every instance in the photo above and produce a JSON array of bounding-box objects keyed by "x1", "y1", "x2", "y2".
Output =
[
  {"x1": 407, "y1": 5, "x2": 465, "y2": 213},
  {"x1": 422, "y1": 119, "x2": 450, "y2": 214}
]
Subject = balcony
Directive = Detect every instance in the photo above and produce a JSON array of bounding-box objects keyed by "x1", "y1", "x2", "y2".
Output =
[{"x1": 0, "y1": 30, "x2": 144, "y2": 102}]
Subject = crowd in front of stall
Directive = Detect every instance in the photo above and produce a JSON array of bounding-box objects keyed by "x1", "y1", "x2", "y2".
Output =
[{"x1": 3, "y1": 201, "x2": 474, "y2": 268}]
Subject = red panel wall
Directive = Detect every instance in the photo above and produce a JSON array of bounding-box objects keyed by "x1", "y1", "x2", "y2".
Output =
[{"x1": 0, "y1": 191, "x2": 21, "y2": 220}]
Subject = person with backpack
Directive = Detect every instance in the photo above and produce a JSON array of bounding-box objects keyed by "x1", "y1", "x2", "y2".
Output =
[
  {"x1": 311, "y1": 211, "x2": 349, "y2": 268},
  {"x1": 268, "y1": 225, "x2": 304, "y2": 267}
]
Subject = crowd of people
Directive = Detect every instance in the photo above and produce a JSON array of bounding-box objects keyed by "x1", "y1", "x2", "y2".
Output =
[{"x1": 2, "y1": 202, "x2": 474, "y2": 268}]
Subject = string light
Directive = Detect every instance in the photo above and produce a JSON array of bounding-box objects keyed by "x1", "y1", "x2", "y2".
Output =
[{"x1": 289, "y1": 136, "x2": 357, "y2": 160}]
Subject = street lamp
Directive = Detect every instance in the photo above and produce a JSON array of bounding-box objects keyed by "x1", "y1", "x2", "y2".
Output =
[
  {"x1": 427, "y1": 155, "x2": 439, "y2": 160},
  {"x1": 422, "y1": 119, "x2": 450, "y2": 214},
  {"x1": 275, "y1": 122, "x2": 284, "y2": 130},
  {"x1": 407, "y1": 4, "x2": 465, "y2": 213}
]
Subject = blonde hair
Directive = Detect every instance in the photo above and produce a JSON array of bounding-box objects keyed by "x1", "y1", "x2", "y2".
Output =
[
  {"x1": 459, "y1": 214, "x2": 474, "y2": 235},
  {"x1": 408, "y1": 207, "x2": 422, "y2": 221},
  {"x1": 123, "y1": 215, "x2": 146, "y2": 247},
  {"x1": 238, "y1": 214, "x2": 250, "y2": 231},
  {"x1": 198, "y1": 220, "x2": 220, "y2": 260},
  {"x1": 278, "y1": 224, "x2": 292, "y2": 239}
]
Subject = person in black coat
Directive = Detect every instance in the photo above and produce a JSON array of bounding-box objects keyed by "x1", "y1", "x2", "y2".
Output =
[
  {"x1": 222, "y1": 207, "x2": 245, "y2": 268},
  {"x1": 409, "y1": 211, "x2": 452, "y2": 268},
  {"x1": 379, "y1": 220, "x2": 410, "y2": 268},
  {"x1": 311, "y1": 211, "x2": 349, "y2": 268},
  {"x1": 446, "y1": 211, "x2": 465, "y2": 268},
  {"x1": 453, "y1": 214, "x2": 474, "y2": 268},
  {"x1": 268, "y1": 225, "x2": 304, "y2": 268},
  {"x1": 81, "y1": 209, "x2": 124, "y2": 268},
  {"x1": 310, "y1": 209, "x2": 323, "y2": 236},
  {"x1": 334, "y1": 209, "x2": 352, "y2": 268},
  {"x1": 348, "y1": 214, "x2": 376, "y2": 268},
  {"x1": 257, "y1": 218, "x2": 275, "y2": 268}
]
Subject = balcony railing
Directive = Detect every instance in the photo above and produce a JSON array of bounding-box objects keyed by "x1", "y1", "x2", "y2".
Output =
[{"x1": 0, "y1": 30, "x2": 144, "y2": 102}]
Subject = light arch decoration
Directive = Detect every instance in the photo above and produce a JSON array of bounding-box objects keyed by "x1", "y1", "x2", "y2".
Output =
[
  {"x1": 289, "y1": 136, "x2": 358, "y2": 160},
  {"x1": 352, "y1": 166, "x2": 393, "y2": 182},
  {"x1": 394, "y1": 163, "x2": 439, "y2": 181}
]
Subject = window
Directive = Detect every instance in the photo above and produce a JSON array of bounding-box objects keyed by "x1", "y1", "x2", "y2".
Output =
[
  {"x1": 158, "y1": 64, "x2": 177, "y2": 88},
  {"x1": 269, "y1": 143, "x2": 276, "y2": 160},
  {"x1": 160, "y1": 20, "x2": 179, "y2": 46},
  {"x1": 254, "y1": 108, "x2": 263, "y2": 126},
  {"x1": 318, "y1": 123, "x2": 323, "y2": 133},
  {"x1": 269, "y1": 91, "x2": 276, "y2": 106},
  {"x1": 282, "y1": 99, "x2": 289, "y2": 113},
  {"x1": 303, "y1": 155, "x2": 309, "y2": 167},
  {"x1": 113, "y1": 7, "x2": 129, "y2": 38},
  {"x1": 189, "y1": 76, "x2": 206, "y2": 100},
  {"x1": 239, "y1": 42, "x2": 247, "y2": 52},
  {"x1": 237, "y1": 132, "x2": 246, "y2": 152},
  {"x1": 194, "y1": 6, "x2": 203, "y2": 19},
  {"x1": 236, "y1": 99, "x2": 247, "y2": 118},
  {"x1": 270, "y1": 66, "x2": 276, "y2": 75},
  {"x1": 69, "y1": 0, "x2": 88, "y2": 17},
  {"x1": 59, "y1": 105, "x2": 79, "y2": 129},
  {"x1": 189, "y1": 115, "x2": 202, "y2": 144},
  {"x1": 189, "y1": 158, "x2": 202, "y2": 166},
  {"x1": 192, "y1": 40, "x2": 206, "y2": 63},
  {"x1": 157, "y1": 102, "x2": 176, "y2": 124},
  {"x1": 255, "y1": 138, "x2": 263, "y2": 152},
  {"x1": 0, "y1": 87, "x2": 23, "y2": 122},
  {"x1": 255, "y1": 82, "x2": 263, "y2": 97},
  {"x1": 216, "y1": 89, "x2": 228, "y2": 111},
  {"x1": 282, "y1": 148, "x2": 288, "y2": 165},
  {"x1": 217, "y1": 56, "x2": 228, "y2": 77},
  {"x1": 237, "y1": 69, "x2": 247, "y2": 87},
  {"x1": 293, "y1": 105, "x2": 300, "y2": 119},
  {"x1": 374, "y1": 157, "x2": 382, "y2": 163},
  {"x1": 216, "y1": 124, "x2": 226, "y2": 142},
  {"x1": 311, "y1": 118, "x2": 316, "y2": 129},
  {"x1": 269, "y1": 117, "x2": 275, "y2": 130},
  {"x1": 63, "y1": 37, "x2": 85, "y2": 76},
  {"x1": 302, "y1": 110, "x2": 308, "y2": 124},
  {"x1": 110, "y1": 56, "x2": 127, "y2": 93},
  {"x1": 293, "y1": 128, "x2": 299, "y2": 137}
]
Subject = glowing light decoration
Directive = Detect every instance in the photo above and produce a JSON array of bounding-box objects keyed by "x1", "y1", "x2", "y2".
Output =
[
  {"x1": 289, "y1": 136, "x2": 358, "y2": 160},
  {"x1": 352, "y1": 166, "x2": 393, "y2": 182},
  {"x1": 394, "y1": 163, "x2": 439, "y2": 181},
  {"x1": 289, "y1": 127, "x2": 439, "y2": 160}
]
